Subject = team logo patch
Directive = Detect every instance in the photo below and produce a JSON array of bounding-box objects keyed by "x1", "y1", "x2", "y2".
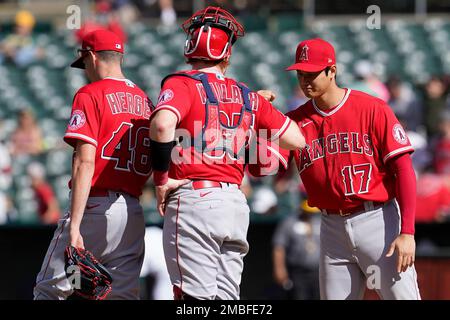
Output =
[
  {"x1": 392, "y1": 123, "x2": 408, "y2": 145},
  {"x1": 68, "y1": 110, "x2": 86, "y2": 131},
  {"x1": 157, "y1": 89, "x2": 174, "y2": 105},
  {"x1": 299, "y1": 44, "x2": 309, "y2": 61}
]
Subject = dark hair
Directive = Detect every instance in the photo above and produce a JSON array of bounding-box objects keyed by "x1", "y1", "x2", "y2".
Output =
[
  {"x1": 324, "y1": 66, "x2": 337, "y2": 80},
  {"x1": 96, "y1": 50, "x2": 123, "y2": 64},
  {"x1": 18, "y1": 109, "x2": 34, "y2": 118},
  {"x1": 186, "y1": 58, "x2": 225, "y2": 65}
]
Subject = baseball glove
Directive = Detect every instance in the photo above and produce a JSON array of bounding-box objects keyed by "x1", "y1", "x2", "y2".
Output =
[{"x1": 64, "y1": 245, "x2": 113, "y2": 300}]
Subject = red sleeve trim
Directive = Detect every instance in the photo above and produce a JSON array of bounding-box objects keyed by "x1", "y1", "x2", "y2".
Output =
[
  {"x1": 150, "y1": 105, "x2": 181, "y2": 124},
  {"x1": 269, "y1": 117, "x2": 290, "y2": 141},
  {"x1": 267, "y1": 145, "x2": 289, "y2": 169},
  {"x1": 383, "y1": 146, "x2": 414, "y2": 164},
  {"x1": 63, "y1": 133, "x2": 98, "y2": 148}
]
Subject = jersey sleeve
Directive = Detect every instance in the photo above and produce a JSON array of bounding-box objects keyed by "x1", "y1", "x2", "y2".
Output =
[
  {"x1": 152, "y1": 76, "x2": 192, "y2": 124},
  {"x1": 246, "y1": 138, "x2": 291, "y2": 177},
  {"x1": 374, "y1": 102, "x2": 414, "y2": 163},
  {"x1": 254, "y1": 96, "x2": 291, "y2": 141},
  {"x1": 272, "y1": 217, "x2": 291, "y2": 247},
  {"x1": 64, "y1": 91, "x2": 99, "y2": 148}
]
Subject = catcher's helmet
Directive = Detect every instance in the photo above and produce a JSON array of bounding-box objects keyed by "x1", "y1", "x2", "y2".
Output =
[{"x1": 182, "y1": 6, "x2": 245, "y2": 61}]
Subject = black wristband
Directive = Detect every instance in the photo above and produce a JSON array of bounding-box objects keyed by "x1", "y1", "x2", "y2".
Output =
[{"x1": 150, "y1": 140, "x2": 176, "y2": 172}]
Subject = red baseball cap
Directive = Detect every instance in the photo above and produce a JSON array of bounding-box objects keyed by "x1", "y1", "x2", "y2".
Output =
[
  {"x1": 71, "y1": 29, "x2": 124, "y2": 69},
  {"x1": 286, "y1": 38, "x2": 336, "y2": 72}
]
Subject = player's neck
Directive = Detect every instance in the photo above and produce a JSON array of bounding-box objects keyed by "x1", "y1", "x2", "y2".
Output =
[
  {"x1": 98, "y1": 66, "x2": 125, "y2": 81},
  {"x1": 191, "y1": 61, "x2": 228, "y2": 76},
  {"x1": 313, "y1": 84, "x2": 346, "y2": 111}
]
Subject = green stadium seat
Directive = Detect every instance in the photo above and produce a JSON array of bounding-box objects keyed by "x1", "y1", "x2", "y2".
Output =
[
  {"x1": 50, "y1": 174, "x2": 71, "y2": 211},
  {"x1": 2, "y1": 19, "x2": 447, "y2": 225},
  {"x1": 274, "y1": 14, "x2": 304, "y2": 31},
  {"x1": 241, "y1": 14, "x2": 268, "y2": 31}
]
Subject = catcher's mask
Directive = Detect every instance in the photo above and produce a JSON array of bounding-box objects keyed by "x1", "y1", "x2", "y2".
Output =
[{"x1": 182, "y1": 6, "x2": 245, "y2": 61}]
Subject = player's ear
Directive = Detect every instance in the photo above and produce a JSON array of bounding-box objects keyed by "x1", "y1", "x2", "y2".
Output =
[
  {"x1": 88, "y1": 51, "x2": 97, "y2": 66},
  {"x1": 220, "y1": 56, "x2": 230, "y2": 73},
  {"x1": 329, "y1": 65, "x2": 337, "y2": 80}
]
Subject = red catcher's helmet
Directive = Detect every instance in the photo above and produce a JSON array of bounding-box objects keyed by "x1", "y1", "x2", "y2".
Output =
[{"x1": 182, "y1": 6, "x2": 245, "y2": 61}]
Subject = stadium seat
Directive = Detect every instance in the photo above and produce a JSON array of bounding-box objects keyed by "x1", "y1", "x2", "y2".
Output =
[{"x1": 2, "y1": 18, "x2": 448, "y2": 224}]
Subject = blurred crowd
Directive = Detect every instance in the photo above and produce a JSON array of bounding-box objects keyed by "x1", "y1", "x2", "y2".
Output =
[
  {"x1": 0, "y1": 0, "x2": 449, "y2": 301},
  {"x1": 0, "y1": 10, "x2": 45, "y2": 67},
  {"x1": 299, "y1": 61, "x2": 450, "y2": 224},
  {"x1": 0, "y1": 3, "x2": 449, "y2": 227},
  {"x1": 258, "y1": 57, "x2": 450, "y2": 225}
]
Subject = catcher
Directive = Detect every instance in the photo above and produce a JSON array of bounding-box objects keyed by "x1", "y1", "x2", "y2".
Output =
[{"x1": 149, "y1": 6, "x2": 304, "y2": 300}]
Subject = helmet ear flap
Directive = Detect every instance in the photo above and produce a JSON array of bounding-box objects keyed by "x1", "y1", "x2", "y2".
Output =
[
  {"x1": 184, "y1": 33, "x2": 193, "y2": 54},
  {"x1": 229, "y1": 32, "x2": 236, "y2": 45},
  {"x1": 184, "y1": 25, "x2": 204, "y2": 56}
]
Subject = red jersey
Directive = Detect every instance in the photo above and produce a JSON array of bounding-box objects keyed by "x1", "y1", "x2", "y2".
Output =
[
  {"x1": 285, "y1": 89, "x2": 414, "y2": 210},
  {"x1": 434, "y1": 138, "x2": 450, "y2": 174},
  {"x1": 64, "y1": 77, "x2": 153, "y2": 197},
  {"x1": 153, "y1": 70, "x2": 290, "y2": 184},
  {"x1": 416, "y1": 174, "x2": 450, "y2": 222},
  {"x1": 34, "y1": 183, "x2": 60, "y2": 223}
]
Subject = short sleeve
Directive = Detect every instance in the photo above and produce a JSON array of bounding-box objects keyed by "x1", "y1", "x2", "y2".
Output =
[
  {"x1": 374, "y1": 102, "x2": 414, "y2": 163},
  {"x1": 254, "y1": 96, "x2": 290, "y2": 141},
  {"x1": 246, "y1": 138, "x2": 291, "y2": 177},
  {"x1": 272, "y1": 217, "x2": 291, "y2": 247},
  {"x1": 64, "y1": 92, "x2": 99, "y2": 148},
  {"x1": 277, "y1": 147, "x2": 292, "y2": 172},
  {"x1": 152, "y1": 76, "x2": 192, "y2": 124}
]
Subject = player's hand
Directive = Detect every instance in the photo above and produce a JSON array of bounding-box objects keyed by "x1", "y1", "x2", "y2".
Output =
[
  {"x1": 257, "y1": 90, "x2": 276, "y2": 102},
  {"x1": 274, "y1": 267, "x2": 290, "y2": 288},
  {"x1": 386, "y1": 234, "x2": 416, "y2": 273},
  {"x1": 69, "y1": 228, "x2": 85, "y2": 250},
  {"x1": 156, "y1": 178, "x2": 191, "y2": 217}
]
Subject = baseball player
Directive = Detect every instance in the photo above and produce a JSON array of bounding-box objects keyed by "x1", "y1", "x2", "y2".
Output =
[
  {"x1": 34, "y1": 29, "x2": 153, "y2": 299},
  {"x1": 149, "y1": 7, "x2": 305, "y2": 300},
  {"x1": 276, "y1": 38, "x2": 421, "y2": 299}
]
